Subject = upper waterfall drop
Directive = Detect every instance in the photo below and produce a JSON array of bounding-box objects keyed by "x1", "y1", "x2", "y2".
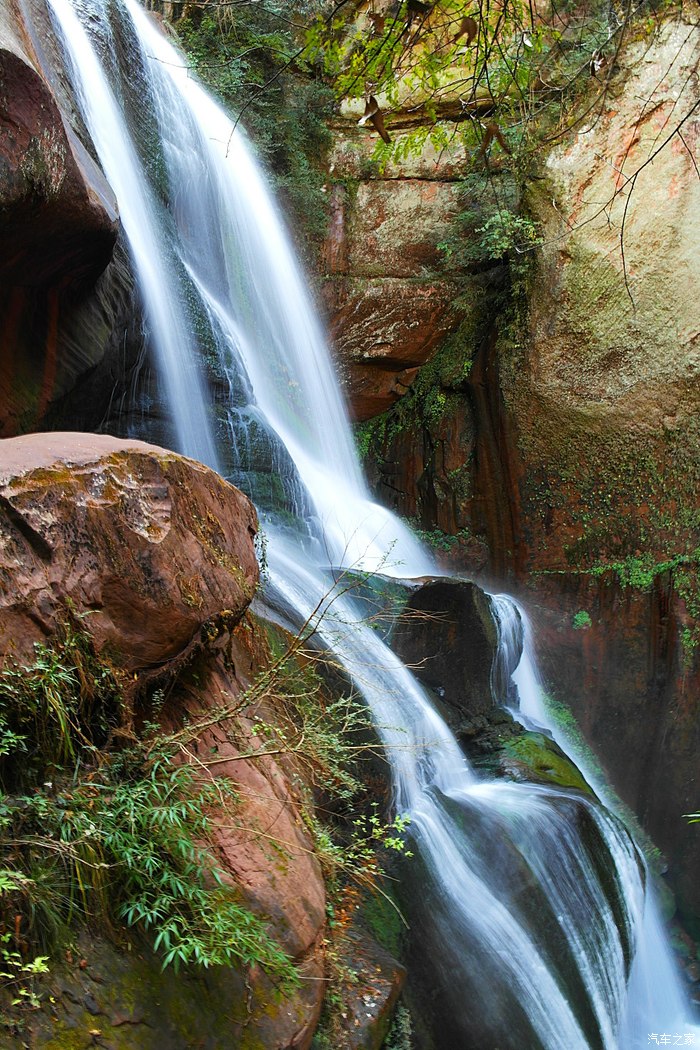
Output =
[
  {"x1": 123, "y1": 0, "x2": 436, "y2": 577},
  {"x1": 40, "y1": 0, "x2": 699, "y2": 1045},
  {"x1": 44, "y1": 0, "x2": 220, "y2": 470}
]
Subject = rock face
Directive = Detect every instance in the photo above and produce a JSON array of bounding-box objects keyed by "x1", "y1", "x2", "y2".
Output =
[
  {"x1": 330, "y1": 926, "x2": 406, "y2": 1050},
  {"x1": 321, "y1": 136, "x2": 466, "y2": 421},
  {"x1": 0, "y1": 434, "x2": 327, "y2": 1048},
  {"x1": 0, "y1": 433, "x2": 259, "y2": 668},
  {"x1": 498, "y1": 17, "x2": 700, "y2": 925},
  {"x1": 0, "y1": 0, "x2": 143, "y2": 439},
  {"x1": 0, "y1": 2, "x2": 116, "y2": 289},
  {"x1": 393, "y1": 577, "x2": 499, "y2": 737},
  {"x1": 508, "y1": 17, "x2": 700, "y2": 581}
]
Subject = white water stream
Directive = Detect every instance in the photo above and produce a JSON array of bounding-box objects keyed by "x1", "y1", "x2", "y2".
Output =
[{"x1": 41, "y1": 0, "x2": 697, "y2": 1044}]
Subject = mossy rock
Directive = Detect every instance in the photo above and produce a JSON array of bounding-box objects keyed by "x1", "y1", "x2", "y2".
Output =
[
  {"x1": 1, "y1": 926, "x2": 315, "y2": 1050},
  {"x1": 500, "y1": 732, "x2": 593, "y2": 795}
]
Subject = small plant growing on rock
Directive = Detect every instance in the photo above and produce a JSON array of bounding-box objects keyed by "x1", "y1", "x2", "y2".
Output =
[
  {"x1": 572, "y1": 610, "x2": 593, "y2": 630},
  {"x1": 385, "y1": 1003, "x2": 414, "y2": 1050}
]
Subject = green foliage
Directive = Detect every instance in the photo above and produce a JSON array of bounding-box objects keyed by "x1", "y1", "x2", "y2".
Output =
[
  {"x1": 360, "y1": 884, "x2": 406, "y2": 959},
  {"x1": 436, "y1": 172, "x2": 542, "y2": 330},
  {"x1": 245, "y1": 634, "x2": 413, "y2": 889},
  {"x1": 554, "y1": 549, "x2": 700, "y2": 659},
  {"x1": 407, "y1": 522, "x2": 472, "y2": 553},
  {"x1": 0, "y1": 617, "x2": 122, "y2": 789},
  {"x1": 301, "y1": 0, "x2": 620, "y2": 168},
  {"x1": 310, "y1": 807, "x2": 412, "y2": 895},
  {"x1": 0, "y1": 930, "x2": 49, "y2": 1026},
  {"x1": 0, "y1": 591, "x2": 418, "y2": 1039},
  {"x1": 587, "y1": 552, "x2": 684, "y2": 589},
  {"x1": 354, "y1": 306, "x2": 484, "y2": 468},
  {"x1": 572, "y1": 610, "x2": 592, "y2": 630},
  {"x1": 240, "y1": 641, "x2": 374, "y2": 805},
  {"x1": 475, "y1": 211, "x2": 543, "y2": 261},
  {"x1": 0, "y1": 624, "x2": 293, "y2": 986}
]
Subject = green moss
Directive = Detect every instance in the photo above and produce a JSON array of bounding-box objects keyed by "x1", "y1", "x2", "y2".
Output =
[
  {"x1": 359, "y1": 886, "x2": 406, "y2": 960},
  {"x1": 572, "y1": 610, "x2": 592, "y2": 630},
  {"x1": 15, "y1": 930, "x2": 268, "y2": 1050},
  {"x1": 502, "y1": 732, "x2": 593, "y2": 794}
]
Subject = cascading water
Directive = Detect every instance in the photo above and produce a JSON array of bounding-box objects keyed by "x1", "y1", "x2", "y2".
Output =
[
  {"x1": 39, "y1": 0, "x2": 697, "y2": 1044},
  {"x1": 489, "y1": 594, "x2": 696, "y2": 1047}
]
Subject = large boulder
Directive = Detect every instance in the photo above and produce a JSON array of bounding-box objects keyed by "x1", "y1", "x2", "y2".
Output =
[
  {"x1": 392, "y1": 576, "x2": 499, "y2": 736},
  {"x1": 0, "y1": 433, "x2": 328, "y2": 1047},
  {"x1": 0, "y1": 432, "x2": 259, "y2": 668}
]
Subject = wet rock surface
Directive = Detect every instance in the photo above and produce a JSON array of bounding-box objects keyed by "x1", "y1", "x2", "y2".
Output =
[
  {"x1": 0, "y1": 3, "x2": 117, "y2": 289},
  {"x1": 392, "y1": 576, "x2": 499, "y2": 734},
  {"x1": 328, "y1": 926, "x2": 406, "y2": 1050}
]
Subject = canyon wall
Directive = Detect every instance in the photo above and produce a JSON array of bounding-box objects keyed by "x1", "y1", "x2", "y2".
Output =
[{"x1": 323, "y1": 15, "x2": 700, "y2": 926}]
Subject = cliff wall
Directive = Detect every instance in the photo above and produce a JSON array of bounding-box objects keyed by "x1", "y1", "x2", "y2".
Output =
[{"x1": 333, "y1": 13, "x2": 700, "y2": 925}]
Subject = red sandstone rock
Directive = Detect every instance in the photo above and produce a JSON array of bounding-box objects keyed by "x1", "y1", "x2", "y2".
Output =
[
  {"x1": 0, "y1": 433, "x2": 259, "y2": 668},
  {"x1": 0, "y1": 433, "x2": 328, "y2": 1046},
  {"x1": 325, "y1": 277, "x2": 458, "y2": 420},
  {"x1": 321, "y1": 174, "x2": 463, "y2": 420},
  {"x1": 167, "y1": 645, "x2": 326, "y2": 1047}
]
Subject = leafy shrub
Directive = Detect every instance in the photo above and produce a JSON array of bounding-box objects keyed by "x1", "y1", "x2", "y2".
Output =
[
  {"x1": 384, "y1": 1004, "x2": 414, "y2": 1050},
  {"x1": 0, "y1": 623, "x2": 292, "y2": 981}
]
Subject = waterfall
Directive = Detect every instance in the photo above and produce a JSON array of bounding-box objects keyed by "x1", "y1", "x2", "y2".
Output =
[
  {"x1": 40, "y1": 0, "x2": 697, "y2": 1045},
  {"x1": 490, "y1": 594, "x2": 696, "y2": 1046}
]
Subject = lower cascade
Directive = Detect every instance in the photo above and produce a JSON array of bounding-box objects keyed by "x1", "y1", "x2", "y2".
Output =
[{"x1": 23, "y1": 0, "x2": 699, "y2": 1044}]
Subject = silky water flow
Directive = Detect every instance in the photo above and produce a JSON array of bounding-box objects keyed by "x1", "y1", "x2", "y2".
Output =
[{"x1": 39, "y1": 0, "x2": 698, "y2": 1044}]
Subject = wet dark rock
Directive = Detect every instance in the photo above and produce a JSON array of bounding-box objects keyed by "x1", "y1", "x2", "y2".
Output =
[
  {"x1": 328, "y1": 927, "x2": 406, "y2": 1050},
  {"x1": 0, "y1": 22, "x2": 117, "y2": 289},
  {"x1": 392, "y1": 576, "x2": 499, "y2": 736}
]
